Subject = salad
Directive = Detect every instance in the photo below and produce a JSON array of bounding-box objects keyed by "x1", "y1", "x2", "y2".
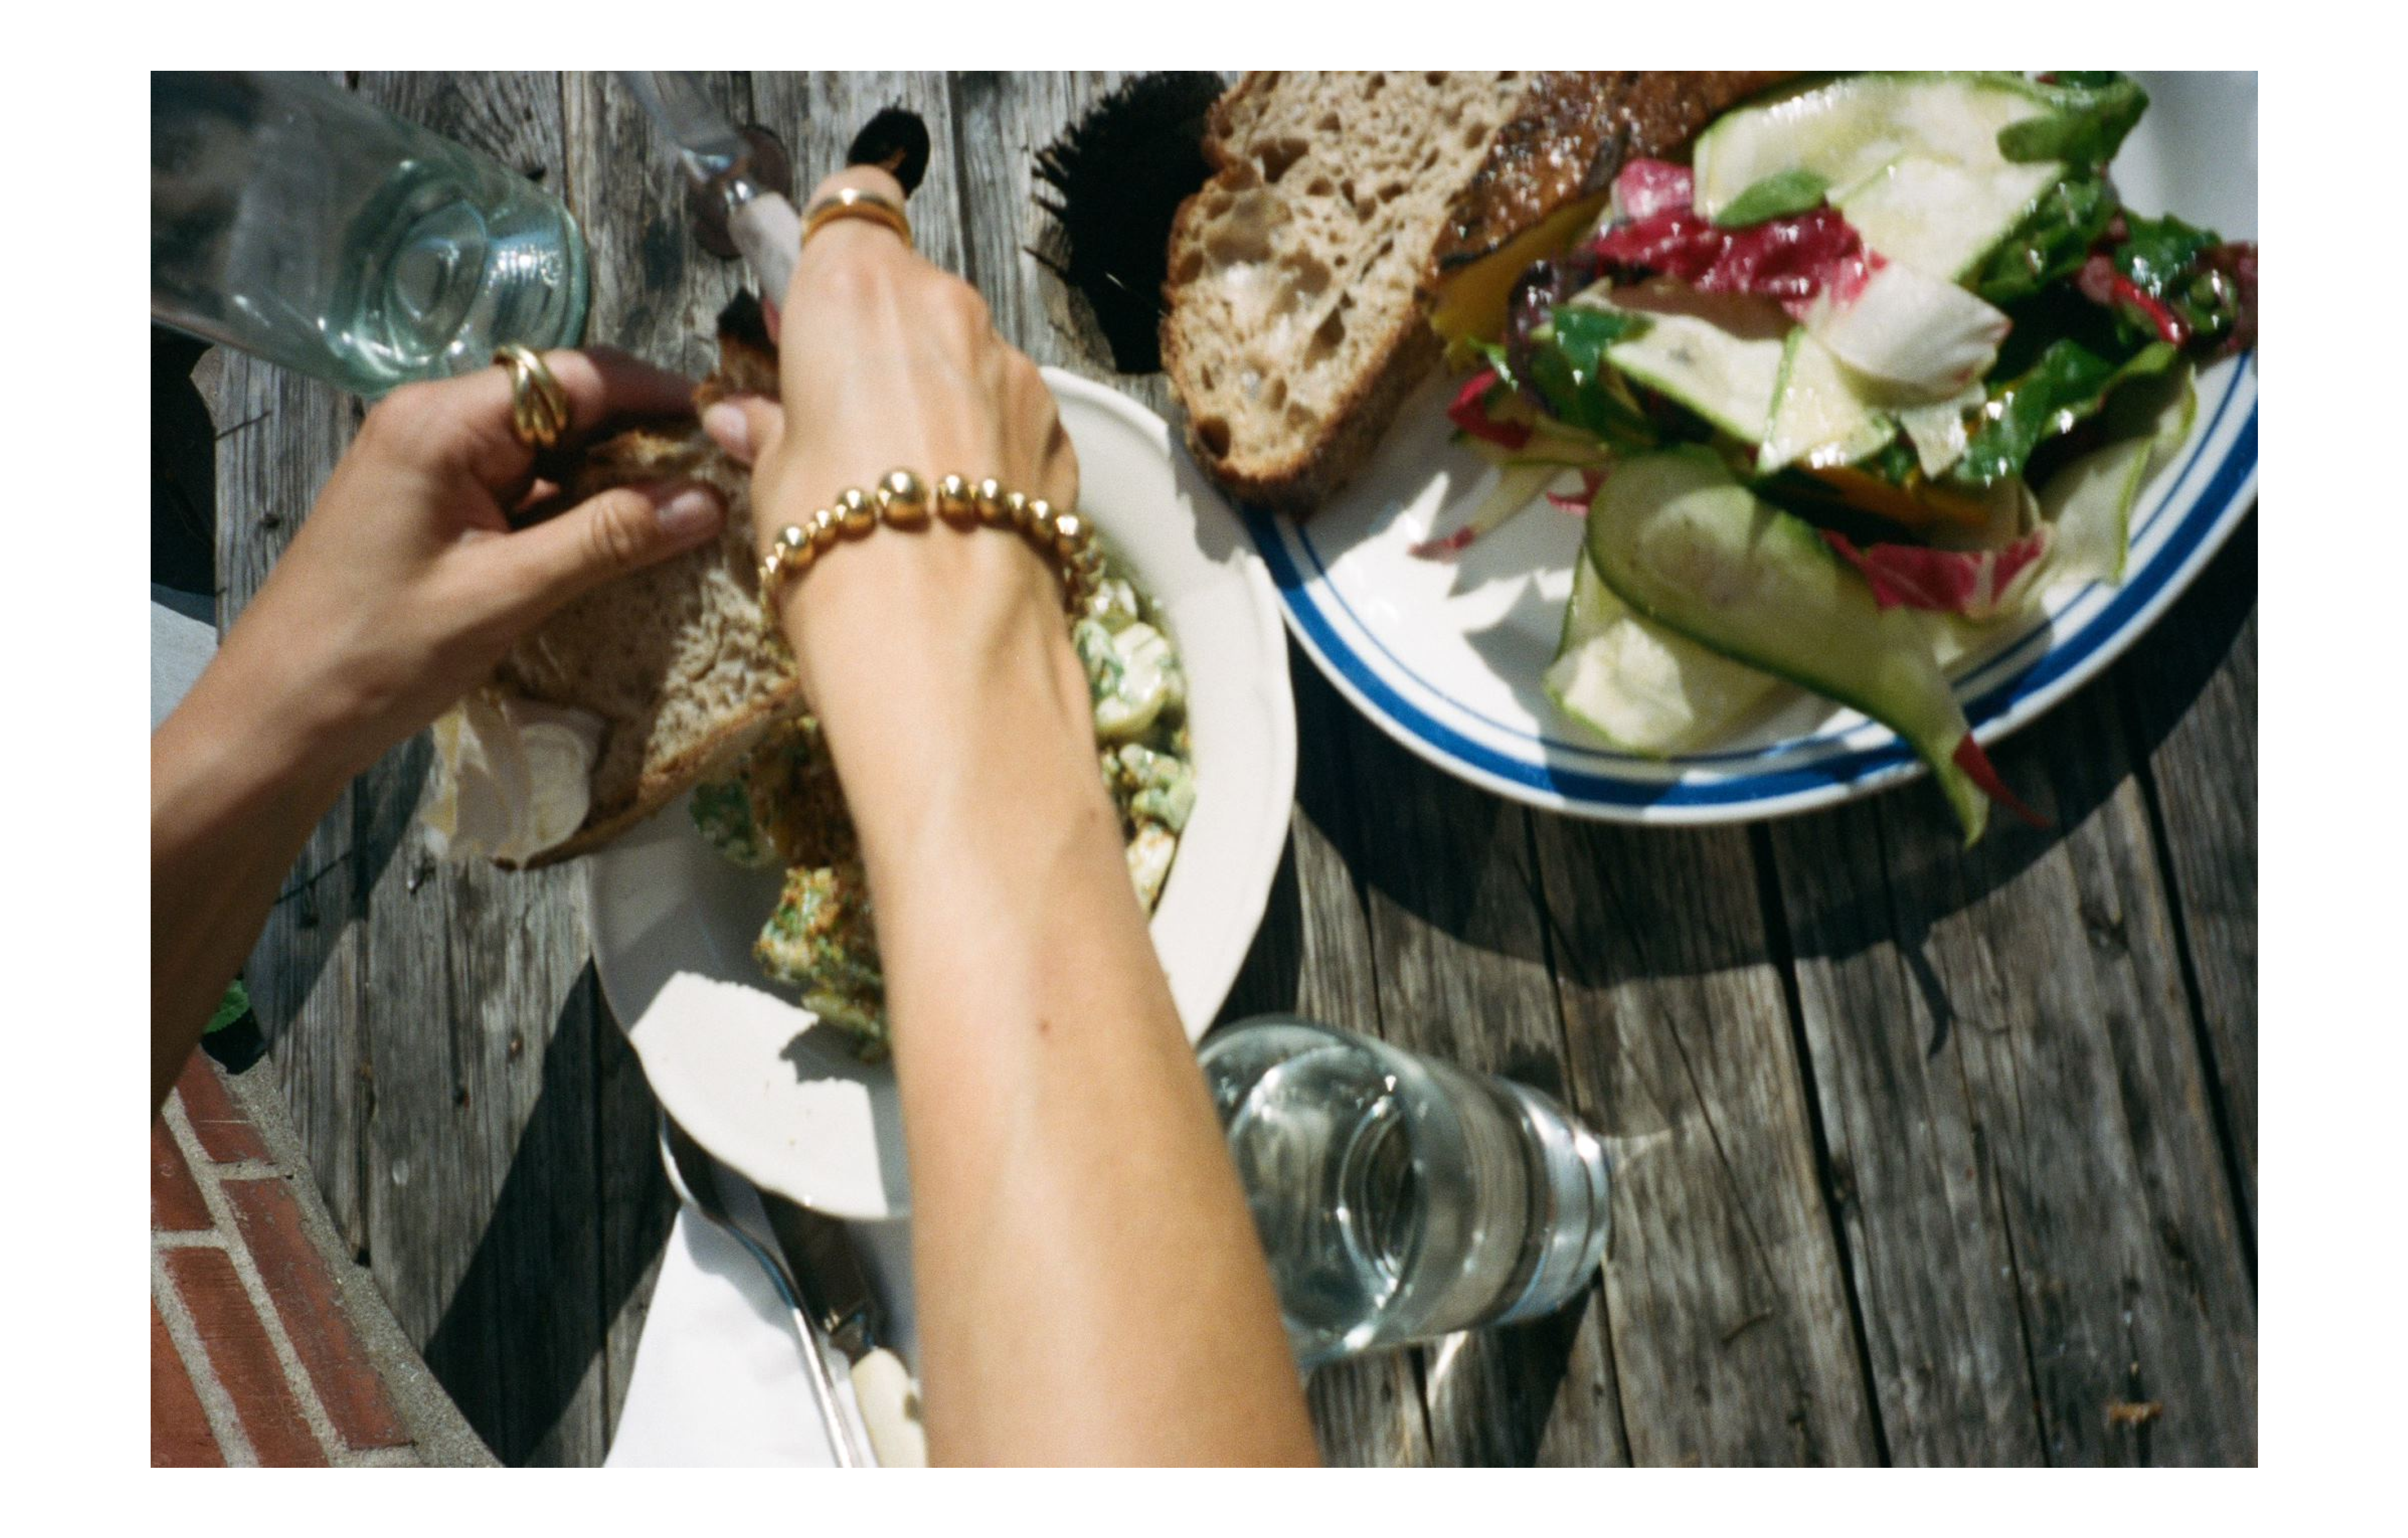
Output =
[
  {"x1": 690, "y1": 558, "x2": 1196, "y2": 1056},
  {"x1": 1423, "y1": 72, "x2": 2255, "y2": 841}
]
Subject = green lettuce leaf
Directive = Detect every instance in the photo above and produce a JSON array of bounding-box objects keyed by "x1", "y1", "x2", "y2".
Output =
[
  {"x1": 1713, "y1": 168, "x2": 1830, "y2": 228},
  {"x1": 1525, "y1": 306, "x2": 1659, "y2": 450},
  {"x1": 1975, "y1": 174, "x2": 2120, "y2": 305},
  {"x1": 1999, "y1": 74, "x2": 2149, "y2": 169},
  {"x1": 2115, "y1": 212, "x2": 2221, "y2": 297},
  {"x1": 1951, "y1": 336, "x2": 2179, "y2": 486},
  {"x1": 205, "y1": 979, "x2": 251, "y2": 1036}
]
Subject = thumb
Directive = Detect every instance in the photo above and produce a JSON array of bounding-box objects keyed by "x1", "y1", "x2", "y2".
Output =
[
  {"x1": 701, "y1": 394, "x2": 785, "y2": 468},
  {"x1": 490, "y1": 479, "x2": 726, "y2": 623}
]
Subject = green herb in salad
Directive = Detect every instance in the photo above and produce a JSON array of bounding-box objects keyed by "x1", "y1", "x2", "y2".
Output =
[
  {"x1": 1997, "y1": 74, "x2": 2149, "y2": 169},
  {"x1": 1525, "y1": 305, "x2": 1659, "y2": 450},
  {"x1": 1975, "y1": 174, "x2": 2120, "y2": 305},
  {"x1": 1952, "y1": 336, "x2": 2179, "y2": 487},
  {"x1": 1713, "y1": 168, "x2": 1830, "y2": 228}
]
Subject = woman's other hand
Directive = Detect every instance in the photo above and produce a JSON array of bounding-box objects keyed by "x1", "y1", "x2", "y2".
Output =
[{"x1": 210, "y1": 348, "x2": 726, "y2": 784}]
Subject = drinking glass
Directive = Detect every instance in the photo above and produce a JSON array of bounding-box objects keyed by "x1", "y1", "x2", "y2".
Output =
[
  {"x1": 1199, "y1": 1016, "x2": 1612, "y2": 1368},
  {"x1": 152, "y1": 72, "x2": 590, "y2": 396}
]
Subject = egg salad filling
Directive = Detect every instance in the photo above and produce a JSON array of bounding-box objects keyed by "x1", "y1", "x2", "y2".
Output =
[{"x1": 693, "y1": 565, "x2": 1194, "y2": 1057}]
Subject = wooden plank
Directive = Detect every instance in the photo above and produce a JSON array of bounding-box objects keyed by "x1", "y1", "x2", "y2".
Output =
[
  {"x1": 563, "y1": 71, "x2": 755, "y2": 381},
  {"x1": 1534, "y1": 817, "x2": 1878, "y2": 1465},
  {"x1": 2115, "y1": 517, "x2": 2257, "y2": 1232},
  {"x1": 948, "y1": 70, "x2": 1130, "y2": 379},
  {"x1": 347, "y1": 70, "x2": 609, "y2": 1468},
  {"x1": 1769, "y1": 677, "x2": 2256, "y2": 1464}
]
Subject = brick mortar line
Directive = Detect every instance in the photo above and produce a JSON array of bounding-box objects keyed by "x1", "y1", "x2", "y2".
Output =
[
  {"x1": 151, "y1": 1246, "x2": 258, "y2": 1467},
  {"x1": 218, "y1": 1061, "x2": 493, "y2": 1465},
  {"x1": 199, "y1": 1157, "x2": 283, "y2": 1182},
  {"x1": 153, "y1": 1229, "x2": 230, "y2": 1250},
  {"x1": 163, "y1": 1095, "x2": 346, "y2": 1466}
]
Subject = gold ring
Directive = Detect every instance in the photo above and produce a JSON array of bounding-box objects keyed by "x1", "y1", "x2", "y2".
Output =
[
  {"x1": 493, "y1": 344, "x2": 571, "y2": 452},
  {"x1": 800, "y1": 187, "x2": 913, "y2": 251}
]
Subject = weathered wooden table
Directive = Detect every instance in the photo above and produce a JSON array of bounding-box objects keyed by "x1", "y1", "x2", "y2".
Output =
[{"x1": 207, "y1": 72, "x2": 2256, "y2": 1466}]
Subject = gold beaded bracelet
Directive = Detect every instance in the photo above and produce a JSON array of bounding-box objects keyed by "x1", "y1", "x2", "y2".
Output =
[{"x1": 758, "y1": 468, "x2": 1104, "y2": 624}]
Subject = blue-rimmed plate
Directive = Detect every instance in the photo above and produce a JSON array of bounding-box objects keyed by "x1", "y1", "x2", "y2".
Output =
[{"x1": 1244, "y1": 71, "x2": 2255, "y2": 823}]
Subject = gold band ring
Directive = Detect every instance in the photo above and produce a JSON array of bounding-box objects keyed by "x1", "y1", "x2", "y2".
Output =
[
  {"x1": 799, "y1": 187, "x2": 913, "y2": 250},
  {"x1": 493, "y1": 344, "x2": 571, "y2": 452}
]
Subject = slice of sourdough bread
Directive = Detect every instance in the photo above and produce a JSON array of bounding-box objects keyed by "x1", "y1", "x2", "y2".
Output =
[
  {"x1": 1162, "y1": 71, "x2": 1794, "y2": 518},
  {"x1": 1160, "y1": 71, "x2": 1528, "y2": 516},
  {"x1": 494, "y1": 295, "x2": 803, "y2": 868}
]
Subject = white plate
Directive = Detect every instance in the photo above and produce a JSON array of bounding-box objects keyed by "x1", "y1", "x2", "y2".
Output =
[
  {"x1": 1245, "y1": 71, "x2": 2257, "y2": 823},
  {"x1": 588, "y1": 370, "x2": 1297, "y2": 1219}
]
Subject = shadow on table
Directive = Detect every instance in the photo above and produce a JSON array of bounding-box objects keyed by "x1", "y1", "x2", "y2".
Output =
[
  {"x1": 1272, "y1": 511, "x2": 2254, "y2": 1055},
  {"x1": 421, "y1": 965, "x2": 677, "y2": 1466},
  {"x1": 1756, "y1": 512, "x2": 2256, "y2": 1056},
  {"x1": 242, "y1": 733, "x2": 432, "y2": 1060}
]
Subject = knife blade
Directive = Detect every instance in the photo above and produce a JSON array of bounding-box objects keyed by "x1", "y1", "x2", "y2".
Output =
[{"x1": 762, "y1": 1191, "x2": 881, "y2": 1360}]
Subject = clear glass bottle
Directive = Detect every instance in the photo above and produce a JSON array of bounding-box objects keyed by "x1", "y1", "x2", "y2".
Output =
[
  {"x1": 152, "y1": 72, "x2": 590, "y2": 396},
  {"x1": 1199, "y1": 1016, "x2": 1612, "y2": 1368}
]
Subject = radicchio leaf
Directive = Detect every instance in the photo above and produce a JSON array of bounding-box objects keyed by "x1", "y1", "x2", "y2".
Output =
[
  {"x1": 1821, "y1": 528, "x2": 2053, "y2": 621},
  {"x1": 1446, "y1": 366, "x2": 1531, "y2": 451},
  {"x1": 1611, "y1": 159, "x2": 1696, "y2": 224},
  {"x1": 1952, "y1": 734, "x2": 2051, "y2": 830}
]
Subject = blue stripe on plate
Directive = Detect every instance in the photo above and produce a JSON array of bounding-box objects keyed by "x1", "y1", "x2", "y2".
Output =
[{"x1": 1246, "y1": 392, "x2": 2257, "y2": 811}]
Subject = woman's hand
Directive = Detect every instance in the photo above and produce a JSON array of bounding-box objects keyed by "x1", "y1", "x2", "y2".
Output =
[
  {"x1": 151, "y1": 348, "x2": 724, "y2": 1113},
  {"x1": 699, "y1": 168, "x2": 1091, "y2": 844},
  {"x1": 211, "y1": 348, "x2": 727, "y2": 784}
]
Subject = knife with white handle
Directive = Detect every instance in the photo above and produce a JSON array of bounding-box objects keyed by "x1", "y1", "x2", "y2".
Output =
[{"x1": 620, "y1": 74, "x2": 927, "y2": 309}]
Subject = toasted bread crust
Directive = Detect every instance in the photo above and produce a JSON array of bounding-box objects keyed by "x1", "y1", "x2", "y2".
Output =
[
  {"x1": 1161, "y1": 71, "x2": 1523, "y2": 516},
  {"x1": 1431, "y1": 71, "x2": 1795, "y2": 277}
]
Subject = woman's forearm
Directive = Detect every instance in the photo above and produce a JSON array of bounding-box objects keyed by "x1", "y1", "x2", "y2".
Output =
[
  {"x1": 835, "y1": 652, "x2": 1318, "y2": 1466},
  {"x1": 150, "y1": 655, "x2": 349, "y2": 1112}
]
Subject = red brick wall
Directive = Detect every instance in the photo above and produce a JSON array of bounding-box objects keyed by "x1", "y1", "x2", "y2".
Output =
[{"x1": 151, "y1": 1055, "x2": 416, "y2": 1467}]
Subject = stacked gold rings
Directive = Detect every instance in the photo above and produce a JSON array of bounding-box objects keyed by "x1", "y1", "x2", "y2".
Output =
[
  {"x1": 492, "y1": 344, "x2": 571, "y2": 451},
  {"x1": 799, "y1": 187, "x2": 914, "y2": 250},
  {"x1": 759, "y1": 469, "x2": 1102, "y2": 623}
]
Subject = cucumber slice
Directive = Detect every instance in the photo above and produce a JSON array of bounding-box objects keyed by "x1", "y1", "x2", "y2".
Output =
[
  {"x1": 1693, "y1": 73, "x2": 2060, "y2": 279},
  {"x1": 1894, "y1": 383, "x2": 1985, "y2": 476},
  {"x1": 1573, "y1": 280, "x2": 1790, "y2": 445},
  {"x1": 1585, "y1": 447, "x2": 1988, "y2": 841},
  {"x1": 1760, "y1": 330, "x2": 1895, "y2": 473},
  {"x1": 1546, "y1": 547, "x2": 1781, "y2": 754},
  {"x1": 2043, "y1": 366, "x2": 2197, "y2": 585}
]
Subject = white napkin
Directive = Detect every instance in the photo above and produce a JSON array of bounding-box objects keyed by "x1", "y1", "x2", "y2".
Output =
[{"x1": 606, "y1": 1180, "x2": 922, "y2": 1467}]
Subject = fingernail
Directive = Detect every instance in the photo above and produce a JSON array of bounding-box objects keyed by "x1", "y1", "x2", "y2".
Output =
[
  {"x1": 656, "y1": 485, "x2": 723, "y2": 540},
  {"x1": 702, "y1": 400, "x2": 752, "y2": 459}
]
